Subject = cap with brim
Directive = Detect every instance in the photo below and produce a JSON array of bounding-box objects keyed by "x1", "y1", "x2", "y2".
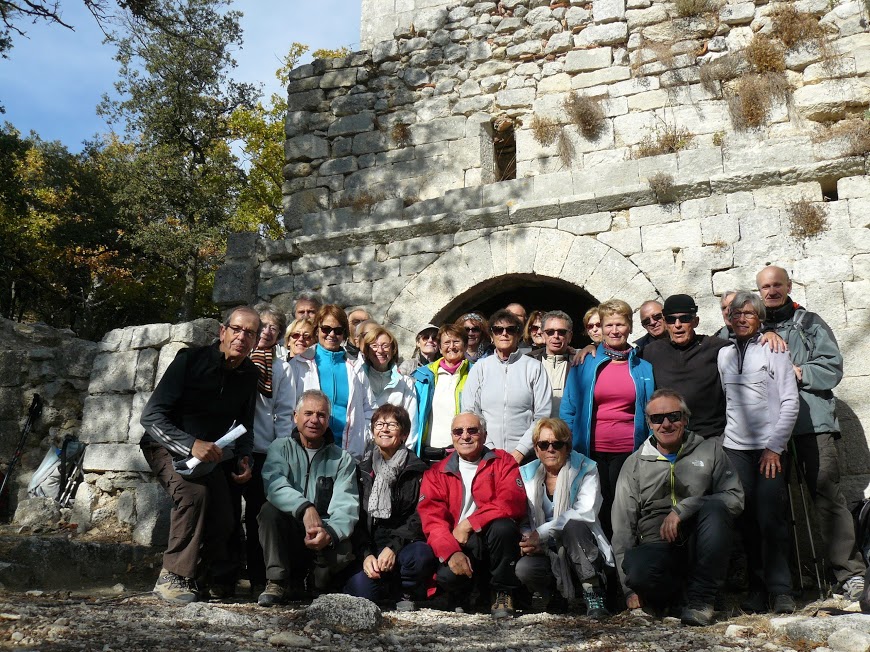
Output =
[
  {"x1": 662, "y1": 294, "x2": 698, "y2": 316},
  {"x1": 416, "y1": 323, "x2": 439, "y2": 336}
]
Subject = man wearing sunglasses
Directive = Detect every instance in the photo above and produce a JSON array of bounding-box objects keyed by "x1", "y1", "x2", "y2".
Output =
[
  {"x1": 633, "y1": 300, "x2": 668, "y2": 354},
  {"x1": 140, "y1": 306, "x2": 261, "y2": 604},
  {"x1": 640, "y1": 294, "x2": 731, "y2": 439},
  {"x1": 526, "y1": 310, "x2": 576, "y2": 416},
  {"x1": 418, "y1": 412, "x2": 527, "y2": 618},
  {"x1": 611, "y1": 389, "x2": 744, "y2": 626}
]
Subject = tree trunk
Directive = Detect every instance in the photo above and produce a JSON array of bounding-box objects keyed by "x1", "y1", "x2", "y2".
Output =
[{"x1": 181, "y1": 252, "x2": 198, "y2": 321}]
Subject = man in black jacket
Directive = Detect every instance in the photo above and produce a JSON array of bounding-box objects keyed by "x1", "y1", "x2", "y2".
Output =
[{"x1": 140, "y1": 306, "x2": 260, "y2": 603}]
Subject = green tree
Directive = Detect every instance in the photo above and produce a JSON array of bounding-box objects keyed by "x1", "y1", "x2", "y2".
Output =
[{"x1": 100, "y1": 0, "x2": 257, "y2": 320}]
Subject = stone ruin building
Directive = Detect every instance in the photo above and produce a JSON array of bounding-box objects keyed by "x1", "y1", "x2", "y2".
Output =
[{"x1": 3, "y1": 0, "x2": 870, "y2": 547}]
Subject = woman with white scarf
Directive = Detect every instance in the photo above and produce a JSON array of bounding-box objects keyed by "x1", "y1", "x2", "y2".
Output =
[
  {"x1": 517, "y1": 418, "x2": 614, "y2": 617},
  {"x1": 345, "y1": 404, "x2": 435, "y2": 611}
]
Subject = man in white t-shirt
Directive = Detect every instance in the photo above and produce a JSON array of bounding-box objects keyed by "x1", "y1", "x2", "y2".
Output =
[{"x1": 418, "y1": 413, "x2": 527, "y2": 618}]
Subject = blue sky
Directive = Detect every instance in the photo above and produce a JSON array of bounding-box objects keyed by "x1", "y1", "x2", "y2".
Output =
[{"x1": 0, "y1": 1, "x2": 362, "y2": 151}]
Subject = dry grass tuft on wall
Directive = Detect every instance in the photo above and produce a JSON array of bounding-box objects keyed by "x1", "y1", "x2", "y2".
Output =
[
  {"x1": 648, "y1": 172, "x2": 676, "y2": 203},
  {"x1": 699, "y1": 53, "x2": 744, "y2": 93},
  {"x1": 787, "y1": 198, "x2": 829, "y2": 241},
  {"x1": 822, "y1": 117, "x2": 870, "y2": 157},
  {"x1": 745, "y1": 35, "x2": 786, "y2": 73},
  {"x1": 530, "y1": 114, "x2": 561, "y2": 147},
  {"x1": 563, "y1": 93, "x2": 606, "y2": 140},
  {"x1": 391, "y1": 123, "x2": 412, "y2": 147},
  {"x1": 726, "y1": 72, "x2": 791, "y2": 130},
  {"x1": 635, "y1": 121, "x2": 695, "y2": 158},
  {"x1": 674, "y1": 0, "x2": 712, "y2": 18},
  {"x1": 770, "y1": 4, "x2": 826, "y2": 50},
  {"x1": 557, "y1": 131, "x2": 576, "y2": 167}
]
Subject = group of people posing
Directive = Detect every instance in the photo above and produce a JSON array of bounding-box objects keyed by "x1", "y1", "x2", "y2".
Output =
[{"x1": 137, "y1": 265, "x2": 868, "y2": 626}]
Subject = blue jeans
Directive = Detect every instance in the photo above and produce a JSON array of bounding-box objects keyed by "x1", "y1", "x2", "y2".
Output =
[{"x1": 344, "y1": 541, "x2": 436, "y2": 601}]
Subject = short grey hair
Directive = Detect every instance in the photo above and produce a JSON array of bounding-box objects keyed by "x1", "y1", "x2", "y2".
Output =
[
  {"x1": 452, "y1": 411, "x2": 487, "y2": 434},
  {"x1": 346, "y1": 305, "x2": 370, "y2": 317},
  {"x1": 730, "y1": 290, "x2": 766, "y2": 322},
  {"x1": 720, "y1": 290, "x2": 737, "y2": 307},
  {"x1": 295, "y1": 389, "x2": 332, "y2": 417},
  {"x1": 541, "y1": 310, "x2": 573, "y2": 332},
  {"x1": 645, "y1": 388, "x2": 691, "y2": 420},
  {"x1": 253, "y1": 301, "x2": 287, "y2": 336},
  {"x1": 294, "y1": 290, "x2": 323, "y2": 309}
]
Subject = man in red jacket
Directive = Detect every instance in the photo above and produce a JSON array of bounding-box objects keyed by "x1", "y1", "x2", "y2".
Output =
[{"x1": 418, "y1": 412, "x2": 527, "y2": 618}]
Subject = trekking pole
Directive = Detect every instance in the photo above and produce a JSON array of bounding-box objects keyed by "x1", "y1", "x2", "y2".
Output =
[
  {"x1": 789, "y1": 440, "x2": 828, "y2": 597},
  {"x1": 786, "y1": 482, "x2": 805, "y2": 594},
  {"x1": 0, "y1": 394, "x2": 43, "y2": 504}
]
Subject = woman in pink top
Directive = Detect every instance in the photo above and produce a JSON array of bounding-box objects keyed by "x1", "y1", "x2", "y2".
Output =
[{"x1": 560, "y1": 300, "x2": 655, "y2": 537}]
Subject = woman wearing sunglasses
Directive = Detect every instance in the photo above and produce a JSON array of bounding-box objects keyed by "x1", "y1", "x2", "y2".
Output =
[
  {"x1": 357, "y1": 326, "x2": 420, "y2": 452},
  {"x1": 523, "y1": 310, "x2": 546, "y2": 350},
  {"x1": 517, "y1": 418, "x2": 613, "y2": 617},
  {"x1": 455, "y1": 312, "x2": 493, "y2": 363},
  {"x1": 717, "y1": 291, "x2": 799, "y2": 614},
  {"x1": 287, "y1": 304, "x2": 375, "y2": 461},
  {"x1": 560, "y1": 299, "x2": 654, "y2": 538},
  {"x1": 462, "y1": 309, "x2": 552, "y2": 464},
  {"x1": 284, "y1": 318, "x2": 315, "y2": 359}
]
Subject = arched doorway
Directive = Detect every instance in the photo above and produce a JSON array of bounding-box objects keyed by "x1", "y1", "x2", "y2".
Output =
[{"x1": 433, "y1": 273, "x2": 599, "y2": 348}]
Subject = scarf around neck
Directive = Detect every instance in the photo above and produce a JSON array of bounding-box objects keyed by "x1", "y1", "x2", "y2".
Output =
[
  {"x1": 439, "y1": 358, "x2": 463, "y2": 374},
  {"x1": 250, "y1": 347, "x2": 274, "y2": 397},
  {"x1": 368, "y1": 446, "x2": 408, "y2": 519},
  {"x1": 765, "y1": 298, "x2": 799, "y2": 325},
  {"x1": 602, "y1": 345, "x2": 630, "y2": 361}
]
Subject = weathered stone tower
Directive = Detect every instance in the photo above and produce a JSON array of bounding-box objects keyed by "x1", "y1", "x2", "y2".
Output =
[{"x1": 75, "y1": 0, "x2": 868, "y2": 516}]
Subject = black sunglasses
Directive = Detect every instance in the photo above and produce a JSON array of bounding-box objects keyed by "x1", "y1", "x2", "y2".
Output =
[
  {"x1": 543, "y1": 328, "x2": 569, "y2": 337},
  {"x1": 640, "y1": 312, "x2": 664, "y2": 327},
  {"x1": 536, "y1": 440, "x2": 568, "y2": 451},
  {"x1": 319, "y1": 325, "x2": 345, "y2": 337},
  {"x1": 491, "y1": 325, "x2": 520, "y2": 336},
  {"x1": 648, "y1": 411, "x2": 683, "y2": 424},
  {"x1": 664, "y1": 314, "x2": 695, "y2": 325},
  {"x1": 451, "y1": 426, "x2": 481, "y2": 437}
]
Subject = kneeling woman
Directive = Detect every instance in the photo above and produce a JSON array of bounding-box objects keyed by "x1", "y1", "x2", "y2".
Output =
[
  {"x1": 345, "y1": 405, "x2": 435, "y2": 610},
  {"x1": 517, "y1": 418, "x2": 614, "y2": 617}
]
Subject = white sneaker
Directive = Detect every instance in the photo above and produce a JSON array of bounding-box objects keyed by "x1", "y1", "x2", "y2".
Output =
[{"x1": 842, "y1": 575, "x2": 865, "y2": 600}]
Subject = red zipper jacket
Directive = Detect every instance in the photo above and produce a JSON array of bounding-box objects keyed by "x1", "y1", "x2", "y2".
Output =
[{"x1": 418, "y1": 448, "x2": 527, "y2": 562}]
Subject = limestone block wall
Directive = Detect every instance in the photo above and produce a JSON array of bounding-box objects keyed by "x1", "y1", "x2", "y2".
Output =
[
  {"x1": 73, "y1": 318, "x2": 220, "y2": 544},
  {"x1": 0, "y1": 318, "x2": 97, "y2": 517}
]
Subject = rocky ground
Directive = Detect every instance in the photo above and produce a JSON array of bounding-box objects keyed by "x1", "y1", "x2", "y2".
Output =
[{"x1": 1, "y1": 586, "x2": 869, "y2": 652}]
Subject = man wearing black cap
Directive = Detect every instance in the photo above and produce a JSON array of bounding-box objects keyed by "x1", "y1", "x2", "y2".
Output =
[{"x1": 639, "y1": 294, "x2": 731, "y2": 439}]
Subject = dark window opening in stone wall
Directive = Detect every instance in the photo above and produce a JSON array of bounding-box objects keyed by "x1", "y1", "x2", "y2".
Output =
[
  {"x1": 822, "y1": 177, "x2": 839, "y2": 201},
  {"x1": 433, "y1": 274, "x2": 598, "y2": 348},
  {"x1": 492, "y1": 117, "x2": 517, "y2": 182}
]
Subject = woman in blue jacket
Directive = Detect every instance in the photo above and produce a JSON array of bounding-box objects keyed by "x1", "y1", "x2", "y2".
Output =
[{"x1": 560, "y1": 299, "x2": 654, "y2": 537}]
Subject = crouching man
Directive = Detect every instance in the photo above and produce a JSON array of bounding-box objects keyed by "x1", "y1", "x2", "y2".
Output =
[
  {"x1": 611, "y1": 389, "x2": 744, "y2": 626},
  {"x1": 257, "y1": 389, "x2": 359, "y2": 606},
  {"x1": 418, "y1": 412, "x2": 527, "y2": 618}
]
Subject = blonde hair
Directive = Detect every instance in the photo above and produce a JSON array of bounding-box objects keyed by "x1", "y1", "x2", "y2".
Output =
[
  {"x1": 598, "y1": 299, "x2": 633, "y2": 331},
  {"x1": 361, "y1": 325, "x2": 399, "y2": 367},
  {"x1": 284, "y1": 318, "x2": 315, "y2": 349},
  {"x1": 531, "y1": 418, "x2": 572, "y2": 445}
]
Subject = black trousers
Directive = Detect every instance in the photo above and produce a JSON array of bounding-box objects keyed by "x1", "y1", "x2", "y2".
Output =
[
  {"x1": 436, "y1": 518, "x2": 522, "y2": 594},
  {"x1": 515, "y1": 520, "x2": 605, "y2": 596},
  {"x1": 592, "y1": 450, "x2": 630, "y2": 539},
  {"x1": 622, "y1": 500, "x2": 734, "y2": 605},
  {"x1": 224, "y1": 452, "x2": 268, "y2": 586},
  {"x1": 726, "y1": 447, "x2": 792, "y2": 595}
]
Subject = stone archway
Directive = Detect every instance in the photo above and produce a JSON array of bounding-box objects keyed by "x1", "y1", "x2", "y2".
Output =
[{"x1": 383, "y1": 226, "x2": 660, "y2": 351}]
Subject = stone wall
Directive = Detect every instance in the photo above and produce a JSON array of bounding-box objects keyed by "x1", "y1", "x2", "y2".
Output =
[
  {"x1": 72, "y1": 318, "x2": 220, "y2": 544},
  {"x1": 0, "y1": 318, "x2": 97, "y2": 518},
  {"x1": 214, "y1": 0, "x2": 870, "y2": 497}
]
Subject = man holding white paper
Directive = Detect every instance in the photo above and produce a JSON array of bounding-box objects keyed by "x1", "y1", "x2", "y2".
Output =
[{"x1": 140, "y1": 306, "x2": 260, "y2": 604}]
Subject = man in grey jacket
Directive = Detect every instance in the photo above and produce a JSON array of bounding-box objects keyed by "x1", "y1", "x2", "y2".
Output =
[
  {"x1": 611, "y1": 389, "x2": 744, "y2": 626},
  {"x1": 757, "y1": 265, "x2": 866, "y2": 599}
]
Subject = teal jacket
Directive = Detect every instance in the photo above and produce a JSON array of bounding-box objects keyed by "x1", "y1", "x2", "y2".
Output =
[
  {"x1": 412, "y1": 358, "x2": 471, "y2": 455},
  {"x1": 262, "y1": 428, "x2": 359, "y2": 543},
  {"x1": 559, "y1": 344, "x2": 655, "y2": 456}
]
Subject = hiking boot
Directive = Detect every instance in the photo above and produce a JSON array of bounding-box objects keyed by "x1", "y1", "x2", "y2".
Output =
[
  {"x1": 208, "y1": 582, "x2": 236, "y2": 600},
  {"x1": 740, "y1": 590, "x2": 768, "y2": 614},
  {"x1": 491, "y1": 590, "x2": 515, "y2": 619},
  {"x1": 680, "y1": 603, "x2": 714, "y2": 627},
  {"x1": 771, "y1": 593, "x2": 796, "y2": 614},
  {"x1": 546, "y1": 592, "x2": 569, "y2": 614},
  {"x1": 257, "y1": 580, "x2": 287, "y2": 607},
  {"x1": 153, "y1": 569, "x2": 198, "y2": 604},
  {"x1": 396, "y1": 593, "x2": 416, "y2": 612},
  {"x1": 582, "y1": 584, "x2": 610, "y2": 620},
  {"x1": 842, "y1": 575, "x2": 865, "y2": 600},
  {"x1": 447, "y1": 592, "x2": 469, "y2": 614}
]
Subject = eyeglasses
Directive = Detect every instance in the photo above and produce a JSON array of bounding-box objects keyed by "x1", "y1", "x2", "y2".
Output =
[
  {"x1": 419, "y1": 332, "x2": 438, "y2": 341},
  {"x1": 543, "y1": 328, "x2": 569, "y2": 337},
  {"x1": 536, "y1": 440, "x2": 568, "y2": 451},
  {"x1": 586, "y1": 321, "x2": 601, "y2": 330},
  {"x1": 261, "y1": 323, "x2": 280, "y2": 333},
  {"x1": 226, "y1": 324, "x2": 258, "y2": 339},
  {"x1": 451, "y1": 426, "x2": 481, "y2": 437},
  {"x1": 491, "y1": 325, "x2": 520, "y2": 336},
  {"x1": 648, "y1": 411, "x2": 683, "y2": 425},
  {"x1": 640, "y1": 312, "x2": 664, "y2": 327},
  {"x1": 374, "y1": 421, "x2": 401, "y2": 432},
  {"x1": 289, "y1": 331, "x2": 313, "y2": 341},
  {"x1": 368, "y1": 343, "x2": 392, "y2": 352},
  {"x1": 319, "y1": 325, "x2": 345, "y2": 337},
  {"x1": 664, "y1": 314, "x2": 694, "y2": 324},
  {"x1": 465, "y1": 326, "x2": 481, "y2": 334},
  {"x1": 529, "y1": 325, "x2": 541, "y2": 333},
  {"x1": 731, "y1": 310, "x2": 758, "y2": 320}
]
